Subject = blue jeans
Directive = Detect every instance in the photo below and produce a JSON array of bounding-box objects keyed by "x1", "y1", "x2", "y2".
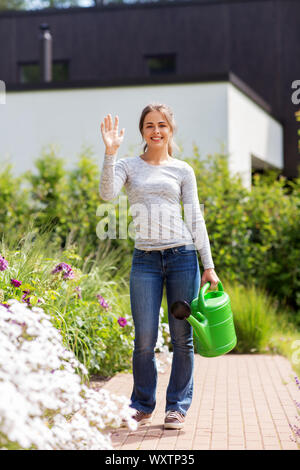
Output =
[{"x1": 129, "y1": 244, "x2": 201, "y2": 416}]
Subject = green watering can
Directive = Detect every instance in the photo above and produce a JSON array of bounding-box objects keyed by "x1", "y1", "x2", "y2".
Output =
[{"x1": 170, "y1": 281, "x2": 237, "y2": 358}]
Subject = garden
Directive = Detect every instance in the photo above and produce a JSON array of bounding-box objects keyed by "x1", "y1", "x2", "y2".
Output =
[{"x1": 0, "y1": 145, "x2": 299, "y2": 449}]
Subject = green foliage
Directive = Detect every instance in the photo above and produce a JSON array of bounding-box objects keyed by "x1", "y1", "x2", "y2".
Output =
[
  {"x1": 20, "y1": 145, "x2": 134, "y2": 261},
  {"x1": 0, "y1": 0, "x2": 25, "y2": 10},
  {"x1": 223, "y1": 278, "x2": 300, "y2": 376},
  {"x1": 1, "y1": 145, "x2": 300, "y2": 377},
  {"x1": 187, "y1": 151, "x2": 300, "y2": 314},
  {"x1": 0, "y1": 229, "x2": 134, "y2": 377},
  {"x1": 23, "y1": 146, "x2": 69, "y2": 244},
  {"x1": 0, "y1": 0, "x2": 83, "y2": 11},
  {"x1": 0, "y1": 163, "x2": 31, "y2": 236},
  {"x1": 225, "y1": 281, "x2": 278, "y2": 354},
  {"x1": 2, "y1": 145, "x2": 300, "y2": 314}
]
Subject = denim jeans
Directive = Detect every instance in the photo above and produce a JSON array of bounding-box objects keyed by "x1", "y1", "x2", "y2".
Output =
[{"x1": 129, "y1": 244, "x2": 201, "y2": 416}]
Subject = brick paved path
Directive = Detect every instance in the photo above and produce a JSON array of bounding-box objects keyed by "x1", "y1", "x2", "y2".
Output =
[{"x1": 101, "y1": 354, "x2": 299, "y2": 450}]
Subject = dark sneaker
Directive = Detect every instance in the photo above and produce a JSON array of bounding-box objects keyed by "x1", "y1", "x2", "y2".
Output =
[{"x1": 164, "y1": 410, "x2": 185, "y2": 429}]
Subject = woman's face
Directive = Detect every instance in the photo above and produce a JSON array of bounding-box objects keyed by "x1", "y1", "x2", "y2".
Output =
[{"x1": 142, "y1": 110, "x2": 172, "y2": 150}]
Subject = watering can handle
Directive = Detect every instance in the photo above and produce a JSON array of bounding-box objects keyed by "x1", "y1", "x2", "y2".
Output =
[{"x1": 198, "y1": 280, "x2": 224, "y2": 312}]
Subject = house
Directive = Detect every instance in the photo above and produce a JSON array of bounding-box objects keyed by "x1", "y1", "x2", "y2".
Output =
[{"x1": 0, "y1": 0, "x2": 299, "y2": 188}]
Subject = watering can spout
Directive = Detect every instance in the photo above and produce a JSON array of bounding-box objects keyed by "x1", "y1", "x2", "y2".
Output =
[
  {"x1": 170, "y1": 299, "x2": 213, "y2": 351},
  {"x1": 187, "y1": 311, "x2": 212, "y2": 351}
]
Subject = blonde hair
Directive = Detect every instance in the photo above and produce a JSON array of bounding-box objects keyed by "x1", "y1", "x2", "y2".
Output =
[{"x1": 139, "y1": 103, "x2": 179, "y2": 156}]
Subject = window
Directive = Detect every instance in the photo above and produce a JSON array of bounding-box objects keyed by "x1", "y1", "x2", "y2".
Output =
[
  {"x1": 145, "y1": 54, "x2": 176, "y2": 75},
  {"x1": 19, "y1": 63, "x2": 40, "y2": 84},
  {"x1": 19, "y1": 61, "x2": 69, "y2": 84}
]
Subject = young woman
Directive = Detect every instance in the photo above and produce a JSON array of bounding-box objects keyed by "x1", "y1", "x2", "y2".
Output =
[{"x1": 99, "y1": 103, "x2": 219, "y2": 430}]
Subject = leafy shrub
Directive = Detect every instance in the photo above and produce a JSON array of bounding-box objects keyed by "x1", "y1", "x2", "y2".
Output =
[
  {"x1": 188, "y1": 152, "x2": 300, "y2": 314},
  {"x1": 0, "y1": 227, "x2": 171, "y2": 377},
  {"x1": 1, "y1": 145, "x2": 299, "y2": 366},
  {"x1": 0, "y1": 162, "x2": 30, "y2": 236},
  {"x1": 0, "y1": 229, "x2": 135, "y2": 376},
  {"x1": 2, "y1": 146, "x2": 299, "y2": 314},
  {"x1": 21, "y1": 145, "x2": 134, "y2": 260}
]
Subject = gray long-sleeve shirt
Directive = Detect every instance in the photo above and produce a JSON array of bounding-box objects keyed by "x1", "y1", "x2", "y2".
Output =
[{"x1": 99, "y1": 154, "x2": 215, "y2": 270}]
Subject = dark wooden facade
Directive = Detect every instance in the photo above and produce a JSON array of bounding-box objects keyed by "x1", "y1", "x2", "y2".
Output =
[{"x1": 1, "y1": 0, "x2": 300, "y2": 177}]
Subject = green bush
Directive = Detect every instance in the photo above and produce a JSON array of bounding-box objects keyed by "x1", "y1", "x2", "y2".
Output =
[
  {"x1": 223, "y1": 278, "x2": 300, "y2": 377},
  {"x1": 1, "y1": 145, "x2": 299, "y2": 337},
  {"x1": 0, "y1": 162, "x2": 31, "y2": 236},
  {"x1": 225, "y1": 281, "x2": 278, "y2": 353},
  {"x1": 188, "y1": 152, "x2": 300, "y2": 314},
  {"x1": 19, "y1": 145, "x2": 134, "y2": 262},
  {"x1": 0, "y1": 228, "x2": 134, "y2": 377}
]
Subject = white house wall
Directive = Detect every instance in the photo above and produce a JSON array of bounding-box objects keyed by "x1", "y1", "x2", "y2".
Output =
[
  {"x1": 227, "y1": 84, "x2": 283, "y2": 188},
  {"x1": 0, "y1": 82, "x2": 282, "y2": 189}
]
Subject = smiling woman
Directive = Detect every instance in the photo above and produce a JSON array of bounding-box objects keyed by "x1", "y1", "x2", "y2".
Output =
[
  {"x1": 138, "y1": 103, "x2": 179, "y2": 165},
  {"x1": 99, "y1": 103, "x2": 219, "y2": 430}
]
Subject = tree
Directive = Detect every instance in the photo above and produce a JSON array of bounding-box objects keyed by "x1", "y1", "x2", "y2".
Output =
[
  {"x1": 0, "y1": 0, "x2": 26, "y2": 10},
  {"x1": 0, "y1": 0, "x2": 85, "y2": 10}
]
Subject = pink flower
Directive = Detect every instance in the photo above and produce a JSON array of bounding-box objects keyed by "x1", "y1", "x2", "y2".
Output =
[
  {"x1": 96, "y1": 294, "x2": 109, "y2": 309},
  {"x1": 51, "y1": 262, "x2": 74, "y2": 280},
  {"x1": 11, "y1": 278, "x2": 22, "y2": 287},
  {"x1": 117, "y1": 317, "x2": 127, "y2": 328},
  {"x1": 0, "y1": 255, "x2": 8, "y2": 271}
]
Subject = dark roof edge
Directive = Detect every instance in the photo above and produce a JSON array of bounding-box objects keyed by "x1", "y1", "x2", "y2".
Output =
[
  {"x1": 0, "y1": 0, "x2": 291, "y2": 19},
  {"x1": 6, "y1": 72, "x2": 282, "y2": 124},
  {"x1": 229, "y1": 72, "x2": 271, "y2": 113}
]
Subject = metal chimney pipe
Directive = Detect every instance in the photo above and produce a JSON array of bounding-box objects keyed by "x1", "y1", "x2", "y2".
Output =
[{"x1": 39, "y1": 23, "x2": 52, "y2": 82}]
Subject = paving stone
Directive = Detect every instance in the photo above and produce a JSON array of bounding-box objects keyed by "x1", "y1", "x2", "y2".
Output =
[{"x1": 96, "y1": 353, "x2": 300, "y2": 451}]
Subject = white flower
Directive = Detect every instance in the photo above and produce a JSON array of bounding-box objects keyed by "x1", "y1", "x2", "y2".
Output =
[{"x1": 0, "y1": 300, "x2": 137, "y2": 450}]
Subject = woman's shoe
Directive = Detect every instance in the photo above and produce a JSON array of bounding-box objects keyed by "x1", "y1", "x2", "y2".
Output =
[
  {"x1": 132, "y1": 409, "x2": 153, "y2": 426},
  {"x1": 164, "y1": 410, "x2": 185, "y2": 429},
  {"x1": 122, "y1": 409, "x2": 153, "y2": 427}
]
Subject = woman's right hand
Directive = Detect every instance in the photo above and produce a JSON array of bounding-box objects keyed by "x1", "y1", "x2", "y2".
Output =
[{"x1": 100, "y1": 114, "x2": 125, "y2": 155}]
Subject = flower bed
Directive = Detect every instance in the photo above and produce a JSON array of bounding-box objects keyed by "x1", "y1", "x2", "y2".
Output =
[{"x1": 0, "y1": 300, "x2": 137, "y2": 450}]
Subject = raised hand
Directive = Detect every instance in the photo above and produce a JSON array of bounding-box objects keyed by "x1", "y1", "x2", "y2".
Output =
[{"x1": 100, "y1": 114, "x2": 125, "y2": 155}]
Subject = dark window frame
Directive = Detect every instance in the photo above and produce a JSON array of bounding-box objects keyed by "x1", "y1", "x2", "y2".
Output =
[
  {"x1": 18, "y1": 60, "x2": 70, "y2": 84},
  {"x1": 144, "y1": 53, "x2": 176, "y2": 76}
]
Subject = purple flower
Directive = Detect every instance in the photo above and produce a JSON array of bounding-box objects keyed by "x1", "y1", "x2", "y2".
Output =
[
  {"x1": 289, "y1": 376, "x2": 300, "y2": 444},
  {"x1": 11, "y1": 319, "x2": 26, "y2": 327},
  {"x1": 75, "y1": 286, "x2": 82, "y2": 299},
  {"x1": 117, "y1": 317, "x2": 127, "y2": 328},
  {"x1": 96, "y1": 294, "x2": 109, "y2": 309},
  {"x1": 22, "y1": 290, "x2": 31, "y2": 305},
  {"x1": 51, "y1": 262, "x2": 74, "y2": 280},
  {"x1": 0, "y1": 255, "x2": 8, "y2": 271},
  {"x1": 11, "y1": 278, "x2": 22, "y2": 287},
  {"x1": 0, "y1": 303, "x2": 9, "y2": 309}
]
